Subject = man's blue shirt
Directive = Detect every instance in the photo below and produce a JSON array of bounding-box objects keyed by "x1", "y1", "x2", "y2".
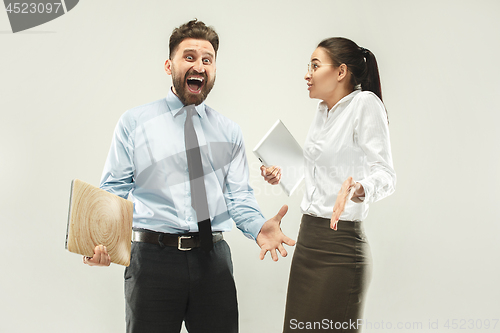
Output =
[{"x1": 100, "y1": 89, "x2": 266, "y2": 239}]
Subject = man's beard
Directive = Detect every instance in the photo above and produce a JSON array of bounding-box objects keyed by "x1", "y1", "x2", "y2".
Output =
[{"x1": 172, "y1": 69, "x2": 216, "y2": 106}]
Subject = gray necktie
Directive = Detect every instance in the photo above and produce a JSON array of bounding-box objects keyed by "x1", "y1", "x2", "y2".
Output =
[{"x1": 184, "y1": 105, "x2": 213, "y2": 252}]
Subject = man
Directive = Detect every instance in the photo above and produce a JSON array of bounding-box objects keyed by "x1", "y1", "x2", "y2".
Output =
[{"x1": 84, "y1": 19, "x2": 295, "y2": 333}]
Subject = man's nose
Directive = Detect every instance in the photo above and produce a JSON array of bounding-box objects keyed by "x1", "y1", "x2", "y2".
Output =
[{"x1": 192, "y1": 59, "x2": 205, "y2": 73}]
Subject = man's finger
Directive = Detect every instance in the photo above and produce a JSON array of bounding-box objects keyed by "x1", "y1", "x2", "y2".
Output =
[
  {"x1": 259, "y1": 248, "x2": 267, "y2": 260},
  {"x1": 278, "y1": 244, "x2": 287, "y2": 257},
  {"x1": 271, "y1": 249, "x2": 278, "y2": 262},
  {"x1": 282, "y1": 236, "x2": 296, "y2": 246},
  {"x1": 276, "y1": 205, "x2": 288, "y2": 220}
]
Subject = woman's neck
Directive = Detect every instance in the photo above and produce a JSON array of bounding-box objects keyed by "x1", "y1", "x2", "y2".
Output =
[{"x1": 325, "y1": 86, "x2": 354, "y2": 111}]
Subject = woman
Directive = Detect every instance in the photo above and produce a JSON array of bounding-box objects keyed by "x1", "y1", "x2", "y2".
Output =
[{"x1": 261, "y1": 37, "x2": 396, "y2": 332}]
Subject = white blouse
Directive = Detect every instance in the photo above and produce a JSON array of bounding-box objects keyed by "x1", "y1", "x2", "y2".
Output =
[{"x1": 300, "y1": 90, "x2": 396, "y2": 221}]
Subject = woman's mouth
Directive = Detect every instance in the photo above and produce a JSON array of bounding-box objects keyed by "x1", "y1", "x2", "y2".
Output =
[{"x1": 186, "y1": 76, "x2": 205, "y2": 93}]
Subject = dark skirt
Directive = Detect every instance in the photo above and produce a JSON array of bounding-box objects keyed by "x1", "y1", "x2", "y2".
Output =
[{"x1": 283, "y1": 214, "x2": 372, "y2": 333}]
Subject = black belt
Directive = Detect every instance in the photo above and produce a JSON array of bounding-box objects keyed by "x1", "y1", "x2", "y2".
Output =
[{"x1": 133, "y1": 230, "x2": 223, "y2": 251}]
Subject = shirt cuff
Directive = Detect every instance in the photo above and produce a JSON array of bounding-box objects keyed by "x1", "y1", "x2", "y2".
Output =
[
  {"x1": 239, "y1": 216, "x2": 267, "y2": 241},
  {"x1": 357, "y1": 180, "x2": 373, "y2": 204}
]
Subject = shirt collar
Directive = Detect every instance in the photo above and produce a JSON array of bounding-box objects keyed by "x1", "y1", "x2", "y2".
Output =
[
  {"x1": 166, "y1": 87, "x2": 207, "y2": 118},
  {"x1": 319, "y1": 89, "x2": 361, "y2": 113}
]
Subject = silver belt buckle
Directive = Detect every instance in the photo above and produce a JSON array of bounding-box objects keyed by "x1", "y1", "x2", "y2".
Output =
[{"x1": 178, "y1": 235, "x2": 193, "y2": 251}]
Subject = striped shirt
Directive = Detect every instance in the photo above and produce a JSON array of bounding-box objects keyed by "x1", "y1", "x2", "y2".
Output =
[{"x1": 301, "y1": 90, "x2": 396, "y2": 221}]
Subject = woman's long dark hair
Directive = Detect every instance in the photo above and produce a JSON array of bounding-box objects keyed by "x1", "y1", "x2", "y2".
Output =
[{"x1": 318, "y1": 37, "x2": 383, "y2": 102}]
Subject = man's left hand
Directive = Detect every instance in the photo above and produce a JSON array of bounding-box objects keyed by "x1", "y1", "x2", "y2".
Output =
[{"x1": 256, "y1": 205, "x2": 296, "y2": 261}]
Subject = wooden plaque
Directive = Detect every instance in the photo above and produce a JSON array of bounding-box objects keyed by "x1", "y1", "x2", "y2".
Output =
[{"x1": 66, "y1": 179, "x2": 133, "y2": 266}]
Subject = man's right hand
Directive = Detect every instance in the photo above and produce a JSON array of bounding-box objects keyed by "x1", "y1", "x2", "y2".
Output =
[
  {"x1": 260, "y1": 165, "x2": 282, "y2": 185},
  {"x1": 82, "y1": 245, "x2": 111, "y2": 267}
]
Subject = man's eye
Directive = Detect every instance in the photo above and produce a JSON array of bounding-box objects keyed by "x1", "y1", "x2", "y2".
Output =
[
  {"x1": 186, "y1": 56, "x2": 194, "y2": 61},
  {"x1": 203, "y1": 59, "x2": 211, "y2": 64}
]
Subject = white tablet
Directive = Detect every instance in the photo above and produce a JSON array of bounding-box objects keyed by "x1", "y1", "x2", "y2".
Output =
[{"x1": 253, "y1": 120, "x2": 304, "y2": 196}]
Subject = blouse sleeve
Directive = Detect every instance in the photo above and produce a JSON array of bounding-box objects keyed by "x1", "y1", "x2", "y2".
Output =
[{"x1": 354, "y1": 92, "x2": 396, "y2": 204}]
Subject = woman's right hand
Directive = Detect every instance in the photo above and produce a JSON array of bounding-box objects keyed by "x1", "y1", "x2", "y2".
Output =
[{"x1": 260, "y1": 165, "x2": 282, "y2": 185}]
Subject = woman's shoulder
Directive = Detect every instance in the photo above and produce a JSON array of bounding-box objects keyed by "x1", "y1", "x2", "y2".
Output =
[
  {"x1": 353, "y1": 90, "x2": 383, "y2": 105},
  {"x1": 352, "y1": 90, "x2": 385, "y2": 113},
  {"x1": 351, "y1": 90, "x2": 388, "y2": 124}
]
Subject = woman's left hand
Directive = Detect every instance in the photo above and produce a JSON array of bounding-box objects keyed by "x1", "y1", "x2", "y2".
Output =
[{"x1": 330, "y1": 177, "x2": 364, "y2": 230}]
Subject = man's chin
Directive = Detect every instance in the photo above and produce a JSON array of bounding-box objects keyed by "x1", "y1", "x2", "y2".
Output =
[{"x1": 182, "y1": 93, "x2": 205, "y2": 106}]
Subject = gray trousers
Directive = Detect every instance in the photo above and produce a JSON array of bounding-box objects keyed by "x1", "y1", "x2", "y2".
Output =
[
  {"x1": 125, "y1": 239, "x2": 238, "y2": 333},
  {"x1": 283, "y1": 215, "x2": 372, "y2": 333}
]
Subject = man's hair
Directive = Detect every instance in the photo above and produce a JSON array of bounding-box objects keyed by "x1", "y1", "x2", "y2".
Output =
[{"x1": 169, "y1": 19, "x2": 219, "y2": 59}]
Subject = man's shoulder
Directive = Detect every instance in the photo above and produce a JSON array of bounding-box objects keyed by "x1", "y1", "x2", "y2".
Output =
[
  {"x1": 117, "y1": 98, "x2": 168, "y2": 128},
  {"x1": 204, "y1": 104, "x2": 240, "y2": 131},
  {"x1": 124, "y1": 98, "x2": 168, "y2": 118},
  {"x1": 205, "y1": 104, "x2": 241, "y2": 137}
]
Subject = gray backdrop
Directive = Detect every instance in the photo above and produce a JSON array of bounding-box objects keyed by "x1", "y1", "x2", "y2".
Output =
[{"x1": 1, "y1": 1, "x2": 499, "y2": 332}]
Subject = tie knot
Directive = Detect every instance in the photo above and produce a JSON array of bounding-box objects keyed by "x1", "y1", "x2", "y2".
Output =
[{"x1": 185, "y1": 105, "x2": 197, "y2": 117}]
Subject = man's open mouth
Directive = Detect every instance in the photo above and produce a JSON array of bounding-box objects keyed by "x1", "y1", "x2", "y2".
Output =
[{"x1": 186, "y1": 76, "x2": 205, "y2": 93}]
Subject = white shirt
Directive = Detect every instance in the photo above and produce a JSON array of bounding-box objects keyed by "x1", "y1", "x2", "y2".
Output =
[{"x1": 300, "y1": 90, "x2": 396, "y2": 221}]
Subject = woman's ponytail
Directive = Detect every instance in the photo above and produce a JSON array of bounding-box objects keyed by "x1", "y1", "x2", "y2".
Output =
[
  {"x1": 318, "y1": 38, "x2": 383, "y2": 102},
  {"x1": 317, "y1": 38, "x2": 387, "y2": 121},
  {"x1": 360, "y1": 48, "x2": 382, "y2": 102}
]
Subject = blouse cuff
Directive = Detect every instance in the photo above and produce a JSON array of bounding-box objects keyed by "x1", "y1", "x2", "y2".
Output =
[{"x1": 357, "y1": 180, "x2": 374, "y2": 204}]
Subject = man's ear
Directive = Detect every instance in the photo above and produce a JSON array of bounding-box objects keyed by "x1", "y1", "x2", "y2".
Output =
[
  {"x1": 164, "y1": 59, "x2": 172, "y2": 75},
  {"x1": 338, "y1": 63, "x2": 348, "y2": 81}
]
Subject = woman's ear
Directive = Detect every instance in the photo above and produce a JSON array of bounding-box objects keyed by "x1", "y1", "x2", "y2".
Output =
[{"x1": 338, "y1": 63, "x2": 348, "y2": 81}]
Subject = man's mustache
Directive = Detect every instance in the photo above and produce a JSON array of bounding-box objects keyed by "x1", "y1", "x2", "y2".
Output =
[{"x1": 184, "y1": 70, "x2": 208, "y2": 81}]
